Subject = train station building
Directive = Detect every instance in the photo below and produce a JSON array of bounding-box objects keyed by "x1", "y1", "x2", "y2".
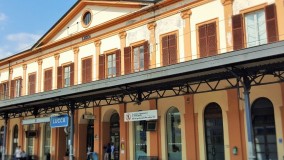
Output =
[{"x1": 0, "y1": 0, "x2": 284, "y2": 159}]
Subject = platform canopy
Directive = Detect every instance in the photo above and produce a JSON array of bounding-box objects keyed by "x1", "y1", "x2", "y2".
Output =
[{"x1": 1, "y1": 41, "x2": 284, "y2": 119}]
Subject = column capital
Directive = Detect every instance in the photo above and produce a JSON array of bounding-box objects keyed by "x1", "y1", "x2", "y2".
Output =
[
  {"x1": 147, "y1": 22, "x2": 157, "y2": 30},
  {"x1": 119, "y1": 31, "x2": 127, "y2": 39},
  {"x1": 180, "y1": 9, "x2": 192, "y2": 19},
  {"x1": 22, "y1": 64, "x2": 27, "y2": 70},
  {"x1": 73, "y1": 47, "x2": 79, "y2": 54},
  {"x1": 37, "y1": 59, "x2": 43, "y2": 65},
  {"x1": 54, "y1": 53, "x2": 60, "y2": 60},
  {"x1": 94, "y1": 40, "x2": 101, "y2": 47},
  {"x1": 221, "y1": 0, "x2": 233, "y2": 6},
  {"x1": 9, "y1": 68, "x2": 13, "y2": 75}
]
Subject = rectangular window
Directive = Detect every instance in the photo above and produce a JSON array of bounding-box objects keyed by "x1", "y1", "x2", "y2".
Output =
[
  {"x1": 3, "y1": 83, "x2": 9, "y2": 100},
  {"x1": 198, "y1": 22, "x2": 217, "y2": 58},
  {"x1": 64, "y1": 66, "x2": 71, "y2": 87},
  {"x1": 57, "y1": 63, "x2": 74, "y2": 89},
  {"x1": 107, "y1": 53, "x2": 116, "y2": 78},
  {"x1": 15, "y1": 79, "x2": 21, "y2": 98},
  {"x1": 99, "y1": 49, "x2": 121, "y2": 79},
  {"x1": 10, "y1": 79, "x2": 22, "y2": 99},
  {"x1": 124, "y1": 41, "x2": 149, "y2": 74},
  {"x1": 232, "y1": 4, "x2": 278, "y2": 50},
  {"x1": 162, "y1": 33, "x2": 177, "y2": 66},
  {"x1": 82, "y1": 58, "x2": 92, "y2": 83},
  {"x1": 28, "y1": 74, "x2": 36, "y2": 95},
  {"x1": 133, "y1": 45, "x2": 145, "y2": 72},
  {"x1": 245, "y1": 10, "x2": 267, "y2": 47},
  {"x1": 44, "y1": 69, "x2": 52, "y2": 91}
]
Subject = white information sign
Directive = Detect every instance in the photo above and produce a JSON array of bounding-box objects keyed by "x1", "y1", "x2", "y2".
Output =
[
  {"x1": 22, "y1": 117, "x2": 50, "y2": 125},
  {"x1": 124, "y1": 110, "x2": 157, "y2": 122}
]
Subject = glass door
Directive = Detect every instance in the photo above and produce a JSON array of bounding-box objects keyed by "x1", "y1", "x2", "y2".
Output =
[{"x1": 135, "y1": 121, "x2": 147, "y2": 160}]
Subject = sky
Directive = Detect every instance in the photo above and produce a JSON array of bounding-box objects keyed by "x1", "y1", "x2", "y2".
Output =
[{"x1": 0, "y1": 0, "x2": 77, "y2": 60}]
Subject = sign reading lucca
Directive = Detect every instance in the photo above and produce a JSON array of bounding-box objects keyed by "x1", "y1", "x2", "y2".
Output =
[
  {"x1": 50, "y1": 114, "x2": 69, "y2": 128},
  {"x1": 124, "y1": 110, "x2": 158, "y2": 122}
]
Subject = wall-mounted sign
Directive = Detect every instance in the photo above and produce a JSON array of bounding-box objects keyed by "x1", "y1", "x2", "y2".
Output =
[
  {"x1": 124, "y1": 110, "x2": 157, "y2": 122},
  {"x1": 50, "y1": 114, "x2": 69, "y2": 128},
  {"x1": 83, "y1": 114, "x2": 95, "y2": 120},
  {"x1": 82, "y1": 35, "x2": 91, "y2": 41},
  {"x1": 22, "y1": 117, "x2": 50, "y2": 125}
]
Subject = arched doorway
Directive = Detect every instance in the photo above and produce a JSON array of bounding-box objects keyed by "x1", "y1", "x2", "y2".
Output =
[
  {"x1": 166, "y1": 107, "x2": 182, "y2": 160},
  {"x1": 110, "y1": 113, "x2": 120, "y2": 160},
  {"x1": 252, "y1": 98, "x2": 277, "y2": 159},
  {"x1": 12, "y1": 125, "x2": 18, "y2": 154},
  {"x1": 204, "y1": 103, "x2": 224, "y2": 160},
  {"x1": 86, "y1": 120, "x2": 94, "y2": 153}
]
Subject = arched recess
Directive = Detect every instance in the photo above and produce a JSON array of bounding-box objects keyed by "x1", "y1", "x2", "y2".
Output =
[
  {"x1": 252, "y1": 97, "x2": 277, "y2": 159},
  {"x1": 12, "y1": 125, "x2": 18, "y2": 154},
  {"x1": 110, "y1": 112, "x2": 120, "y2": 160},
  {"x1": 166, "y1": 107, "x2": 182, "y2": 160},
  {"x1": 204, "y1": 102, "x2": 225, "y2": 160},
  {"x1": 101, "y1": 109, "x2": 120, "y2": 160}
]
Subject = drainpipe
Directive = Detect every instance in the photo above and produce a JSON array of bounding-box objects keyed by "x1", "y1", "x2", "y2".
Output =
[
  {"x1": 243, "y1": 76, "x2": 256, "y2": 160},
  {"x1": 227, "y1": 68, "x2": 256, "y2": 160},
  {"x1": 69, "y1": 102, "x2": 75, "y2": 160}
]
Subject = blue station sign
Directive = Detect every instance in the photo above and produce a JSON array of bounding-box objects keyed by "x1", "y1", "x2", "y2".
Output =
[{"x1": 50, "y1": 114, "x2": 69, "y2": 128}]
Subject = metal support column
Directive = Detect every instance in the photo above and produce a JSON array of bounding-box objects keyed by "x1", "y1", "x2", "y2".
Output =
[
  {"x1": 243, "y1": 76, "x2": 256, "y2": 160},
  {"x1": 2, "y1": 115, "x2": 8, "y2": 160},
  {"x1": 69, "y1": 102, "x2": 75, "y2": 160}
]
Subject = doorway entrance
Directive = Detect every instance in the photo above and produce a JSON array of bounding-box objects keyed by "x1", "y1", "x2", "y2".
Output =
[
  {"x1": 110, "y1": 113, "x2": 120, "y2": 160},
  {"x1": 204, "y1": 103, "x2": 224, "y2": 160},
  {"x1": 252, "y1": 98, "x2": 277, "y2": 160}
]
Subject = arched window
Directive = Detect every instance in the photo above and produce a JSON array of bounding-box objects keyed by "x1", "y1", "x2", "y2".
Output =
[
  {"x1": 252, "y1": 98, "x2": 277, "y2": 159},
  {"x1": 27, "y1": 124, "x2": 34, "y2": 156},
  {"x1": 43, "y1": 123, "x2": 51, "y2": 156},
  {"x1": 110, "y1": 113, "x2": 120, "y2": 160},
  {"x1": 12, "y1": 125, "x2": 18, "y2": 153},
  {"x1": 166, "y1": 107, "x2": 182, "y2": 160},
  {"x1": 204, "y1": 103, "x2": 224, "y2": 160}
]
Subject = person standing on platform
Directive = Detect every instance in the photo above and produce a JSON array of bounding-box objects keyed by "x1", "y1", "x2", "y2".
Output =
[
  {"x1": 110, "y1": 143, "x2": 115, "y2": 160},
  {"x1": 14, "y1": 146, "x2": 22, "y2": 160}
]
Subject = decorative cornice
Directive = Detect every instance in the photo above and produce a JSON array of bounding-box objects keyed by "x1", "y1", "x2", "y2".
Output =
[
  {"x1": 37, "y1": 59, "x2": 43, "y2": 65},
  {"x1": 94, "y1": 40, "x2": 101, "y2": 47},
  {"x1": 119, "y1": 32, "x2": 127, "y2": 39},
  {"x1": 221, "y1": 0, "x2": 233, "y2": 6},
  {"x1": 147, "y1": 22, "x2": 157, "y2": 30},
  {"x1": 73, "y1": 47, "x2": 79, "y2": 54},
  {"x1": 22, "y1": 64, "x2": 27, "y2": 70},
  {"x1": 181, "y1": 9, "x2": 192, "y2": 19}
]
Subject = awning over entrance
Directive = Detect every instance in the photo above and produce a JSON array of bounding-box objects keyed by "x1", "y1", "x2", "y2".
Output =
[{"x1": 1, "y1": 41, "x2": 284, "y2": 118}]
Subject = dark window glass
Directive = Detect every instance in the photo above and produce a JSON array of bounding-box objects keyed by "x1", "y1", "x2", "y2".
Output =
[
  {"x1": 252, "y1": 98, "x2": 277, "y2": 160},
  {"x1": 83, "y1": 12, "x2": 91, "y2": 26},
  {"x1": 204, "y1": 103, "x2": 224, "y2": 160}
]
